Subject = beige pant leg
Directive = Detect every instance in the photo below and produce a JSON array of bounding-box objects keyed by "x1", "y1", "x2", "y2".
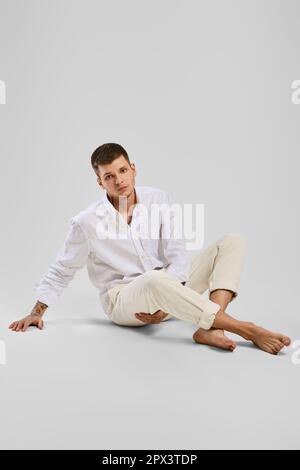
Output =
[
  {"x1": 106, "y1": 269, "x2": 221, "y2": 329},
  {"x1": 186, "y1": 232, "x2": 247, "y2": 301},
  {"x1": 106, "y1": 232, "x2": 246, "y2": 328},
  {"x1": 160, "y1": 232, "x2": 246, "y2": 322}
]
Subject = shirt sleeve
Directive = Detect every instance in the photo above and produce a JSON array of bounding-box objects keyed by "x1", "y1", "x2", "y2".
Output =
[
  {"x1": 34, "y1": 218, "x2": 89, "y2": 307},
  {"x1": 159, "y1": 190, "x2": 191, "y2": 283}
]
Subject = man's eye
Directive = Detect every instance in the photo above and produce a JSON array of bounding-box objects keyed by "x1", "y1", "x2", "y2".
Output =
[
  {"x1": 105, "y1": 175, "x2": 112, "y2": 180},
  {"x1": 121, "y1": 168, "x2": 127, "y2": 172}
]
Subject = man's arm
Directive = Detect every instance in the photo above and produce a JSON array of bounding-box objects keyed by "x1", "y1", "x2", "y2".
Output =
[
  {"x1": 159, "y1": 190, "x2": 190, "y2": 284},
  {"x1": 35, "y1": 218, "x2": 89, "y2": 307},
  {"x1": 134, "y1": 191, "x2": 189, "y2": 325},
  {"x1": 9, "y1": 217, "x2": 89, "y2": 332}
]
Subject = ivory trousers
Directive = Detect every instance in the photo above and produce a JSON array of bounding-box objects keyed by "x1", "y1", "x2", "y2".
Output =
[{"x1": 105, "y1": 233, "x2": 246, "y2": 329}]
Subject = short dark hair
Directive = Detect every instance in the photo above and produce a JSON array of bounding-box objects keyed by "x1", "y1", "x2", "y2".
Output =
[{"x1": 91, "y1": 143, "x2": 130, "y2": 173}]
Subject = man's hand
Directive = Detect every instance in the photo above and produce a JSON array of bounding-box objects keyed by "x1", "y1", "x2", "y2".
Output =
[
  {"x1": 9, "y1": 314, "x2": 44, "y2": 332},
  {"x1": 135, "y1": 309, "x2": 169, "y2": 324},
  {"x1": 9, "y1": 300, "x2": 48, "y2": 332}
]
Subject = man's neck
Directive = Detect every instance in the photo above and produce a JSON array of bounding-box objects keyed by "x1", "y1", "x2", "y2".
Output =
[{"x1": 108, "y1": 187, "x2": 137, "y2": 214}]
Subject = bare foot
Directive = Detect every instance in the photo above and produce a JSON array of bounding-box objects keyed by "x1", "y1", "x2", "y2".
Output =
[
  {"x1": 212, "y1": 310, "x2": 291, "y2": 355},
  {"x1": 193, "y1": 328, "x2": 236, "y2": 351},
  {"x1": 248, "y1": 324, "x2": 291, "y2": 355}
]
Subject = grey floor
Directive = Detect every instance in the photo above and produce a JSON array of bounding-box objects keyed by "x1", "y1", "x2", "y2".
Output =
[{"x1": 1, "y1": 275, "x2": 299, "y2": 450}]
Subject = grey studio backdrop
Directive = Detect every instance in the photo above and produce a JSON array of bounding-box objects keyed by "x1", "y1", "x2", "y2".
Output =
[{"x1": 0, "y1": 0, "x2": 299, "y2": 450}]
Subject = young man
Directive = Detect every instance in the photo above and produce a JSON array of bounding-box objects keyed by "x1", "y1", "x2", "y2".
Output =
[{"x1": 9, "y1": 143, "x2": 291, "y2": 354}]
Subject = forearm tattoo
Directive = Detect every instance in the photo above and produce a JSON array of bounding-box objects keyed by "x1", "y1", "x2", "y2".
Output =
[{"x1": 31, "y1": 301, "x2": 48, "y2": 316}]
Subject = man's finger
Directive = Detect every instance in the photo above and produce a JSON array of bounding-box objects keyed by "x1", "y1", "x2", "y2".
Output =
[
  {"x1": 135, "y1": 313, "x2": 152, "y2": 323},
  {"x1": 146, "y1": 312, "x2": 164, "y2": 321},
  {"x1": 38, "y1": 319, "x2": 43, "y2": 329},
  {"x1": 135, "y1": 313, "x2": 161, "y2": 324},
  {"x1": 22, "y1": 321, "x2": 29, "y2": 332},
  {"x1": 16, "y1": 321, "x2": 24, "y2": 332},
  {"x1": 136, "y1": 312, "x2": 157, "y2": 317}
]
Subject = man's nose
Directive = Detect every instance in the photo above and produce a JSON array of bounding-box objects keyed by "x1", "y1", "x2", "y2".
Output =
[{"x1": 115, "y1": 177, "x2": 124, "y2": 186}]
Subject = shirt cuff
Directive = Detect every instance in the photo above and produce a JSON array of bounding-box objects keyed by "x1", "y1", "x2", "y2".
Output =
[{"x1": 35, "y1": 290, "x2": 58, "y2": 308}]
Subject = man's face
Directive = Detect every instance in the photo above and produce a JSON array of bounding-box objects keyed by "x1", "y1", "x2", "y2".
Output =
[{"x1": 96, "y1": 155, "x2": 136, "y2": 200}]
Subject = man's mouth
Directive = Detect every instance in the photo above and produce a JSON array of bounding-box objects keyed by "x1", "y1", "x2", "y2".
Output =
[{"x1": 118, "y1": 186, "x2": 128, "y2": 192}]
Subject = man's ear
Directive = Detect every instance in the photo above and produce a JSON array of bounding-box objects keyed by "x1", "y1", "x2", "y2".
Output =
[
  {"x1": 130, "y1": 162, "x2": 137, "y2": 176},
  {"x1": 97, "y1": 176, "x2": 103, "y2": 187}
]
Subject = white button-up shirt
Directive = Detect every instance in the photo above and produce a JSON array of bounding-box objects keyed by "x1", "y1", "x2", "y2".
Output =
[{"x1": 35, "y1": 186, "x2": 191, "y2": 313}]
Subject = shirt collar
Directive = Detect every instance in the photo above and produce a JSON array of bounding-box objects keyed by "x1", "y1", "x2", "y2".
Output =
[
  {"x1": 96, "y1": 186, "x2": 141, "y2": 218},
  {"x1": 105, "y1": 186, "x2": 139, "y2": 208}
]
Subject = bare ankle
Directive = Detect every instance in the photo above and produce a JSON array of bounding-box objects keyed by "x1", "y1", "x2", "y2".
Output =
[
  {"x1": 212, "y1": 311, "x2": 256, "y2": 340},
  {"x1": 239, "y1": 322, "x2": 256, "y2": 340}
]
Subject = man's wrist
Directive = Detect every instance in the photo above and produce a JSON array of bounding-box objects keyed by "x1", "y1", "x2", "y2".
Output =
[{"x1": 31, "y1": 301, "x2": 48, "y2": 317}]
